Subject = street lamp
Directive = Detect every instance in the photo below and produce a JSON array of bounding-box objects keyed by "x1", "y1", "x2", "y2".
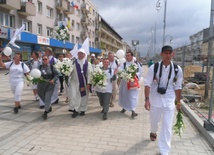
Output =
[
  {"x1": 164, "y1": 35, "x2": 173, "y2": 45},
  {"x1": 150, "y1": 24, "x2": 157, "y2": 57},
  {"x1": 156, "y1": 0, "x2": 167, "y2": 46},
  {"x1": 132, "y1": 40, "x2": 139, "y2": 55}
]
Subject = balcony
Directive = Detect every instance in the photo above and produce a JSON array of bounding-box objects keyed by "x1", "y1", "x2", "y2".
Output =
[
  {"x1": 81, "y1": 16, "x2": 89, "y2": 26},
  {"x1": 81, "y1": 3, "x2": 89, "y2": 13},
  {"x1": 18, "y1": 2, "x2": 36, "y2": 16},
  {"x1": 0, "y1": 0, "x2": 21, "y2": 10},
  {"x1": 80, "y1": 31, "x2": 87, "y2": 39},
  {"x1": 56, "y1": 0, "x2": 67, "y2": 11},
  {"x1": 64, "y1": 5, "x2": 74, "y2": 14}
]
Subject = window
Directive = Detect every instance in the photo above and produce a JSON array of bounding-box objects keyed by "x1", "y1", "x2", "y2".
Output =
[
  {"x1": 38, "y1": 1, "x2": 42, "y2": 13},
  {"x1": 0, "y1": 12, "x2": 15, "y2": 28},
  {"x1": 76, "y1": 37, "x2": 79, "y2": 43},
  {"x1": 76, "y1": 22, "x2": 80, "y2": 31},
  {"x1": 46, "y1": 27, "x2": 53, "y2": 37},
  {"x1": 72, "y1": 35, "x2": 74, "y2": 43},
  {"x1": 22, "y1": 20, "x2": 31, "y2": 32},
  {"x1": 37, "y1": 24, "x2": 42, "y2": 35},
  {"x1": 46, "y1": 6, "x2": 53, "y2": 18},
  {"x1": 56, "y1": 11, "x2": 62, "y2": 20},
  {"x1": 71, "y1": 20, "x2": 75, "y2": 29}
]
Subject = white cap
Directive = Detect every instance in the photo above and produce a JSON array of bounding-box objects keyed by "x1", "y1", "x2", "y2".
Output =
[
  {"x1": 91, "y1": 53, "x2": 95, "y2": 57},
  {"x1": 78, "y1": 48, "x2": 86, "y2": 54}
]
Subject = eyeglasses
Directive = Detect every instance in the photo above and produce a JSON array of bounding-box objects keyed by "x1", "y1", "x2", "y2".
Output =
[{"x1": 42, "y1": 59, "x2": 48, "y2": 60}]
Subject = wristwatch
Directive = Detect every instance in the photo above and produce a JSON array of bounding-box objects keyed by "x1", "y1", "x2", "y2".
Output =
[{"x1": 145, "y1": 97, "x2": 149, "y2": 101}]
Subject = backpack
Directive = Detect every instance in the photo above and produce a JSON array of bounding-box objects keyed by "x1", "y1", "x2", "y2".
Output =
[
  {"x1": 153, "y1": 62, "x2": 178, "y2": 82},
  {"x1": 5, "y1": 62, "x2": 25, "y2": 75}
]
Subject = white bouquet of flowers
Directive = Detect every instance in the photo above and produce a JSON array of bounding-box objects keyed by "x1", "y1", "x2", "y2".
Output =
[
  {"x1": 118, "y1": 63, "x2": 140, "y2": 90},
  {"x1": 54, "y1": 58, "x2": 74, "y2": 85},
  {"x1": 91, "y1": 67, "x2": 107, "y2": 89},
  {"x1": 53, "y1": 25, "x2": 69, "y2": 41},
  {"x1": 118, "y1": 63, "x2": 138, "y2": 82}
]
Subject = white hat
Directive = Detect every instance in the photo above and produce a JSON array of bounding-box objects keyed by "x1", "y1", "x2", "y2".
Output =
[
  {"x1": 78, "y1": 48, "x2": 86, "y2": 54},
  {"x1": 91, "y1": 53, "x2": 95, "y2": 57}
]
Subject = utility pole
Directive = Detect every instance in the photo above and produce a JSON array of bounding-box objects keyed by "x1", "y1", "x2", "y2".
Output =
[
  {"x1": 205, "y1": 0, "x2": 214, "y2": 99},
  {"x1": 204, "y1": 0, "x2": 214, "y2": 131}
]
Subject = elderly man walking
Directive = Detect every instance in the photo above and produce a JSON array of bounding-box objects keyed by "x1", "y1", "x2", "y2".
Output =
[{"x1": 68, "y1": 49, "x2": 92, "y2": 118}]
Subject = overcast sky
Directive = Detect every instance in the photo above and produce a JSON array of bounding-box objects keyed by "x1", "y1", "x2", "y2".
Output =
[{"x1": 91, "y1": 0, "x2": 210, "y2": 57}]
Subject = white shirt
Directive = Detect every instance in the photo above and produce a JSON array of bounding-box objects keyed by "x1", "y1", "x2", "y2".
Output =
[
  {"x1": 5, "y1": 61, "x2": 30, "y2": 86},
  {"x1": 144, "y1": 61, "x2": 183, "y2": 109},
  {"x1": 108, "y1": 60, "x2": 118, "y2": 70}
]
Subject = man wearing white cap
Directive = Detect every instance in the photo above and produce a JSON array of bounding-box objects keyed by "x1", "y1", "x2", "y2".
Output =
[{"x1": 68, "y1": 48, "x2": 92, "y2": 118}]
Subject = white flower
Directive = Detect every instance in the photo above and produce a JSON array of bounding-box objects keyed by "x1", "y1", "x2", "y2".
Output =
[{"x1": 91, "y1": 69, "x2": 107, "y2": 89}]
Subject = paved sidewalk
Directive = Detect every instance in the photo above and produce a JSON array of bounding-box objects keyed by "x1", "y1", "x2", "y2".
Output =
[{"x1": 0, "y1": 68, "x2": 214, "y2": 155}]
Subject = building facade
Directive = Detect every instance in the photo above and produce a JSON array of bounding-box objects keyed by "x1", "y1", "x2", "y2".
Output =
[{"x1": 0, "y1": 0, "x2": 103, "y2": 60}]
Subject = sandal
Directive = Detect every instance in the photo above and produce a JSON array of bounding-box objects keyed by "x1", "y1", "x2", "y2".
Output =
[{"x1": 150, "y1": 132, "x2": 157, "y2": 141}]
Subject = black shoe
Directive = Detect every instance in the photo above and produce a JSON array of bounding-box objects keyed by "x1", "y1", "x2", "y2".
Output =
[
  {"x1": 40, "y1": 105, "x2": 44, "y2": 109},
  {"x1": 121, "y1": 109, "x2": 126, "y2": 113},
  {"x1": 101, "y1": 109, "x2": 104, "y2": 113},
  {"x1": 72, "y1": 111, "x2": 78, "y2": 118},
  {"x1": 103, "y1": 113, "x2": 107, "y2": 120},
  {"x1": 18, "y1": 106, "x2": 21, "y2": 109},
  {"x1": 42, "y1": 112, "x2": 48, "y2": 120},
  {"x1": 131, "y1": 111, "x2": 138, "y2": 118},
  {"x1": 48, "y1": 107, "x2": 52, "y2": 113},
  {"x1": 80, "y1": 111, "x2": 85, "y2": 116},
  {"x1": 52, "y1": 98, "x2": 59, "y2": 104},
  {"x1": 14, "y1": 107, "x2": 18, "y2": 114},
  {"x1": 68, "y1": 109, "x2": 75, "y2": 112}
]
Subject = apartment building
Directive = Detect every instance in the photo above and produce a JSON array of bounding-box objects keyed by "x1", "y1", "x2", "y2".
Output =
[
  {"x1": 0, "y1": 0, "x2": 102, "y2": 60},
  {"x1": 98, "y1": 17, "x2": 124, "y2": 57}
]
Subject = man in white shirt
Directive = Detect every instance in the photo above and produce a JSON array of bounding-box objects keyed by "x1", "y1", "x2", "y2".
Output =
[
  {"x1": 108, "y1": 52, "x2": 119, "y2": 107},
  {"x1": 144, "y1": 45, "x2": 183, "y2": 155}
]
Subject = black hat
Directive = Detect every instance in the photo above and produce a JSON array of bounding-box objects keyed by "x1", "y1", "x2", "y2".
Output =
[{"x1": 161, "y1": 45, "x2": 173, "y2": 53}]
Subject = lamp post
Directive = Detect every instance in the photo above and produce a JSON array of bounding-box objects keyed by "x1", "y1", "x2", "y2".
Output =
[
  {"x1": 150, "y1": 23, "x2": 157, "y2": 58},
  {"x1": 164, "y1": 35, "x2": 173, "y2": 45},
  {"x1": 132, "y1": 40, "x2": 139, "y2": 56},
  {"x1": 156, "y1": 0, "x2": 167, "y2": 46}
]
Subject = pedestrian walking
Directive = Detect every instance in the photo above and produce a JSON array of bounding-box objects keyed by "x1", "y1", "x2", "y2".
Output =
[
  {"x1": 68, "y1": 48, "x2": 92, "y2": 118},
  {"x1": 0, "y1": 52, "x2": 30, "y2": 113},
  {"x1": 25, "y1": 51, "x2": 42, "y2": 101},
  {"x1": 144, "y1": 45, "x2": 183, "y2": 155},
  {"x1": 108, "y1": 52, "x2": 119, "y2": 107},
  {"x1": 95, "y1": 58, "x2": 117, "y2": 120},
  {"x1": 37, "y1": 55, "x2": 59, "y2": 120},
  {"x1": 118, "y1": 51, "x2": 143, "y2": 118}
]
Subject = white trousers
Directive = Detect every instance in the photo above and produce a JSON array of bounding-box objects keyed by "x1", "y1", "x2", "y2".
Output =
[
  {"x1": 150, "y1": 105, "x2": 175, "y2": 155},
  {"x1": 10, "y1": 81, "x2": 24, "y2": 102}
]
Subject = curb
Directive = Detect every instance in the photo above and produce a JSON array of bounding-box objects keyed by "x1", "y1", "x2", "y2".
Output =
[{"x1": 182, "y1": 101, "x2": 214, "y2": 148}]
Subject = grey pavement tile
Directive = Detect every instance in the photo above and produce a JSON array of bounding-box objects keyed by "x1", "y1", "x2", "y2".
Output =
[{"x1": 0, "y1": 68, "x2": 214, "y2": 155}]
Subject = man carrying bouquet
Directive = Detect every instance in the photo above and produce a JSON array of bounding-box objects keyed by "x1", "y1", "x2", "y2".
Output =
[
  {"x1": 144, "y1": 45, "x2": 183, "y2": 155},
  {"x1": 118, "y1": 51, "x2": 143, "y2": 118},
  {"x1": 68, "y1": 48, "x2": 92, "y2": 118}
]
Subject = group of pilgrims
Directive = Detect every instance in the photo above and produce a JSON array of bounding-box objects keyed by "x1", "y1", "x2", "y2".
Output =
[
  {"x1": 0, "y1": 47, "x2": 143, "y2": 120},
  {"x1": 0, "y1": 45, "x2": 184, "y2": 155}
]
